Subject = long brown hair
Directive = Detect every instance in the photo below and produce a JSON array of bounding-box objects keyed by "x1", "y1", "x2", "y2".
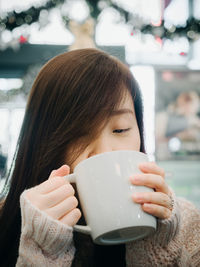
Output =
[{"x1": 0, "y1": 48, "x2": 144, "y2": 266}]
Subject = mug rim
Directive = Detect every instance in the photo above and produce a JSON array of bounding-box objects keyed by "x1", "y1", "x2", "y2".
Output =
[{"x1": 74, "y1": 149, "x2": 147, "y2": 172}]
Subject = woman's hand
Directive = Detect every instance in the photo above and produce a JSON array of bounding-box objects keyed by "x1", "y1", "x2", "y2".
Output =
[
  {"x1": 26, "y1": 165, "x2": 81, "y2": 226},
  {"x1": 130, "y1": 162, "x2": 173, "y2": 220}
]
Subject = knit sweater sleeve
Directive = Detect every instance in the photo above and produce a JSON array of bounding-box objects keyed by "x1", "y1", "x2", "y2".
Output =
[
  {"x1": 16, "y1": 190, "x2": 75, "y2": 267},
  {"x1": 126, "y1": 191, "x2": 200, "y2": 267}
]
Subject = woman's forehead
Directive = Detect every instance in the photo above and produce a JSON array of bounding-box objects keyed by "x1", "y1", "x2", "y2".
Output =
[{"x1": 117, "y1": 90, "x2": 134, "y2": 110}]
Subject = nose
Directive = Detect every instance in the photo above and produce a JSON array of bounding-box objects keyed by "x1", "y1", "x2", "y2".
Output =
[{"x1": 88, "y1": 135, "x2": 113, "y2": 158}]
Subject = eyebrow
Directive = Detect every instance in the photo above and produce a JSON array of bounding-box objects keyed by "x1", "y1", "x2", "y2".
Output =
[{"x1": 110, "y1": 108, "x2": 134, "y2": 116}]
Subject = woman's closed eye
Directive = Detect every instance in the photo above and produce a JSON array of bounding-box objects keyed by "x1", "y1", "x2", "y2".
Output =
[{"x1": 113, "y1": 128, "x2": 131, "y2": 134}]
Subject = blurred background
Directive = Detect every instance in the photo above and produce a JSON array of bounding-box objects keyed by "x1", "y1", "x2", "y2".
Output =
[{"x1": 0, "y1": 0, "x2": 200, "y2": 208}]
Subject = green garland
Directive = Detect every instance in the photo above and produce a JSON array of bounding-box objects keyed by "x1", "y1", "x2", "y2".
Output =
[
  {"x1": 0, "y1": 0, "x2": 128, "y2": 30},
  {"x1": 141, "y1": 17, "x2": 200, "y2": 41},
  {"x1": 0, "y1": 0, "x2": 200, "y2": 41},
  {"x1": 0, "y1": 0, "x2": 66, "y2": 31}
]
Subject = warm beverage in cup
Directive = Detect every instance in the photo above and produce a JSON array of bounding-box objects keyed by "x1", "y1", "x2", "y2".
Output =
[{"x1": 65, "y1": 150, "x2": 157, "y2": 245}]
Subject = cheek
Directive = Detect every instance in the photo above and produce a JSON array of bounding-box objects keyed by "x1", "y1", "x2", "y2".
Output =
[
  {"x1": 131, "y1": 128, "x2": 141, "y2": 151},
  {"x1": 116, "y1": 129, "x2": 141, "y2": 152},
  {"x1": 127, "y1": 126, "x2": 141, "y2": 151}
]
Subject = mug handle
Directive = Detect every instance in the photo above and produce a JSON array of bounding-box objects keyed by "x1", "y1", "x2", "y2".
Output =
[{"x1": 64, "y1": 173, "x2": 92, "y2": 235}]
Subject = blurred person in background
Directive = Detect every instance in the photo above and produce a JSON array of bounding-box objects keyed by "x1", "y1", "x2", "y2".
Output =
[
  {"x1": 165, "y1": 91, "x2": 200, "y2": 140},
  {"x1": 156, "y1": 91, "x2": 200, "y2": 158}
]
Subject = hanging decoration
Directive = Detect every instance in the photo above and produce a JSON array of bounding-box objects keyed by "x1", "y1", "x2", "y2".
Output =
[
  {"x1": 140, "y1": 17, "x2": 200, "y2": 42},
  {"x1": 0, "y1": 0, "x2": 66, "y2": 31},
  {"x1": 0, "y1": 0, "x2": 128, "y2": 30},
  {"x1": 68, "y1": 18, "x2": 96, "y2": 50},
  {"x1": 0, "y1": 0, "x2": 200, "y2": 50}
]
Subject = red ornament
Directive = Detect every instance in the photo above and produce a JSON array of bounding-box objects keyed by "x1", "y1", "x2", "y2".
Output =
[
  {"x1": 19, "y1": 35, "x2": 27, "y2": 44},
  {"x1": 155, "y1": 36, "x2": 162, "y2": 45},
  {"x1": 179, "y1": 52, "x2": 186, "y2": 56}
]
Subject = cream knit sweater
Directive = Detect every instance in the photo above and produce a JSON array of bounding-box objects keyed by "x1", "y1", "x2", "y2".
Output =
[{"x1": 16, "y1": 191, "x2": 200, "y2": 267}]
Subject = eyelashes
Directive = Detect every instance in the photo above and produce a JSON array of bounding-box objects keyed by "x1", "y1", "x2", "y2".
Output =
[{"x1": 113, "y1": 128, "x2": 131, "y2": 134}]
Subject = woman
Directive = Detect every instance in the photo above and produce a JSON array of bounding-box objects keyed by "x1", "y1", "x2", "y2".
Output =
[{"x1": 0, "y1": 48, "x2": 199, "y2": 266}]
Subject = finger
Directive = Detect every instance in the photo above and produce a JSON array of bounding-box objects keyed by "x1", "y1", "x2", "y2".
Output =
[
  {"x1": 49, "y1": 165, "x2": 70, "y2": 179},
  {"x1": 138, "y1": 162, "x2": 165, "y2": 178},
  {"x1": 36, "y1": 176, "x2": 68, "y2": 194},
  {"x1": 130, "y1": 174, "x2": 170, "y2": 194},
  {"x1": 132, "y1": 191, "x2": 172, "y2": 210},
  {"x1": 45, "y1": 196, "x2": 78, "y2": 220},
  {"x1": 60, "y1": 208, "x2": 82, "y2": 226},
  {"x1": 141, "y1": 203, "x2": 171, "y2": 220},
  {"x1": 42, "y1": 183, "x2": 75, "y2": 208}
]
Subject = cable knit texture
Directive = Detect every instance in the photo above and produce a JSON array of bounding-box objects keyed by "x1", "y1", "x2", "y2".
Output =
[
  {"x1": 16, "y1": 190, "x2": 200, "y2": 267},
  {"x1": 125, "y1": 192, "x2": 200, "y2": 267},
  {"x1": 16, "y1": 190, "x2": 75, "y2": 267}
]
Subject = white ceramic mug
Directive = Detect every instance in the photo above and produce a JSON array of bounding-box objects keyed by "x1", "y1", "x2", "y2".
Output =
[{"x1": 65, "y1": 150, "x2": 157, "y2": 245}]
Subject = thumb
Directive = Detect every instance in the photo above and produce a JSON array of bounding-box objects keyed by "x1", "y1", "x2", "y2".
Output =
[{"x1": 49, "y1": 164, "x2": 70, "y2": 179}]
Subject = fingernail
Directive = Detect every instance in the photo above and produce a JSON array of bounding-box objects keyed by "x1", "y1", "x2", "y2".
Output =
[
  {"x1": 132, "y1": 193, "x2": 143, "y2": 202},
  {"x1": 131, "y1": 175, "x2": 142, "y2": 182},
  {"x1": 143, "y1": 203, "x2": 151, "y2": 209},
  {"x1": 138, "y1": 162, "x2": 148, "y2": 168},
  {"x1": 61, "y1": 164, "x2": 70, "y2": 170}
]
